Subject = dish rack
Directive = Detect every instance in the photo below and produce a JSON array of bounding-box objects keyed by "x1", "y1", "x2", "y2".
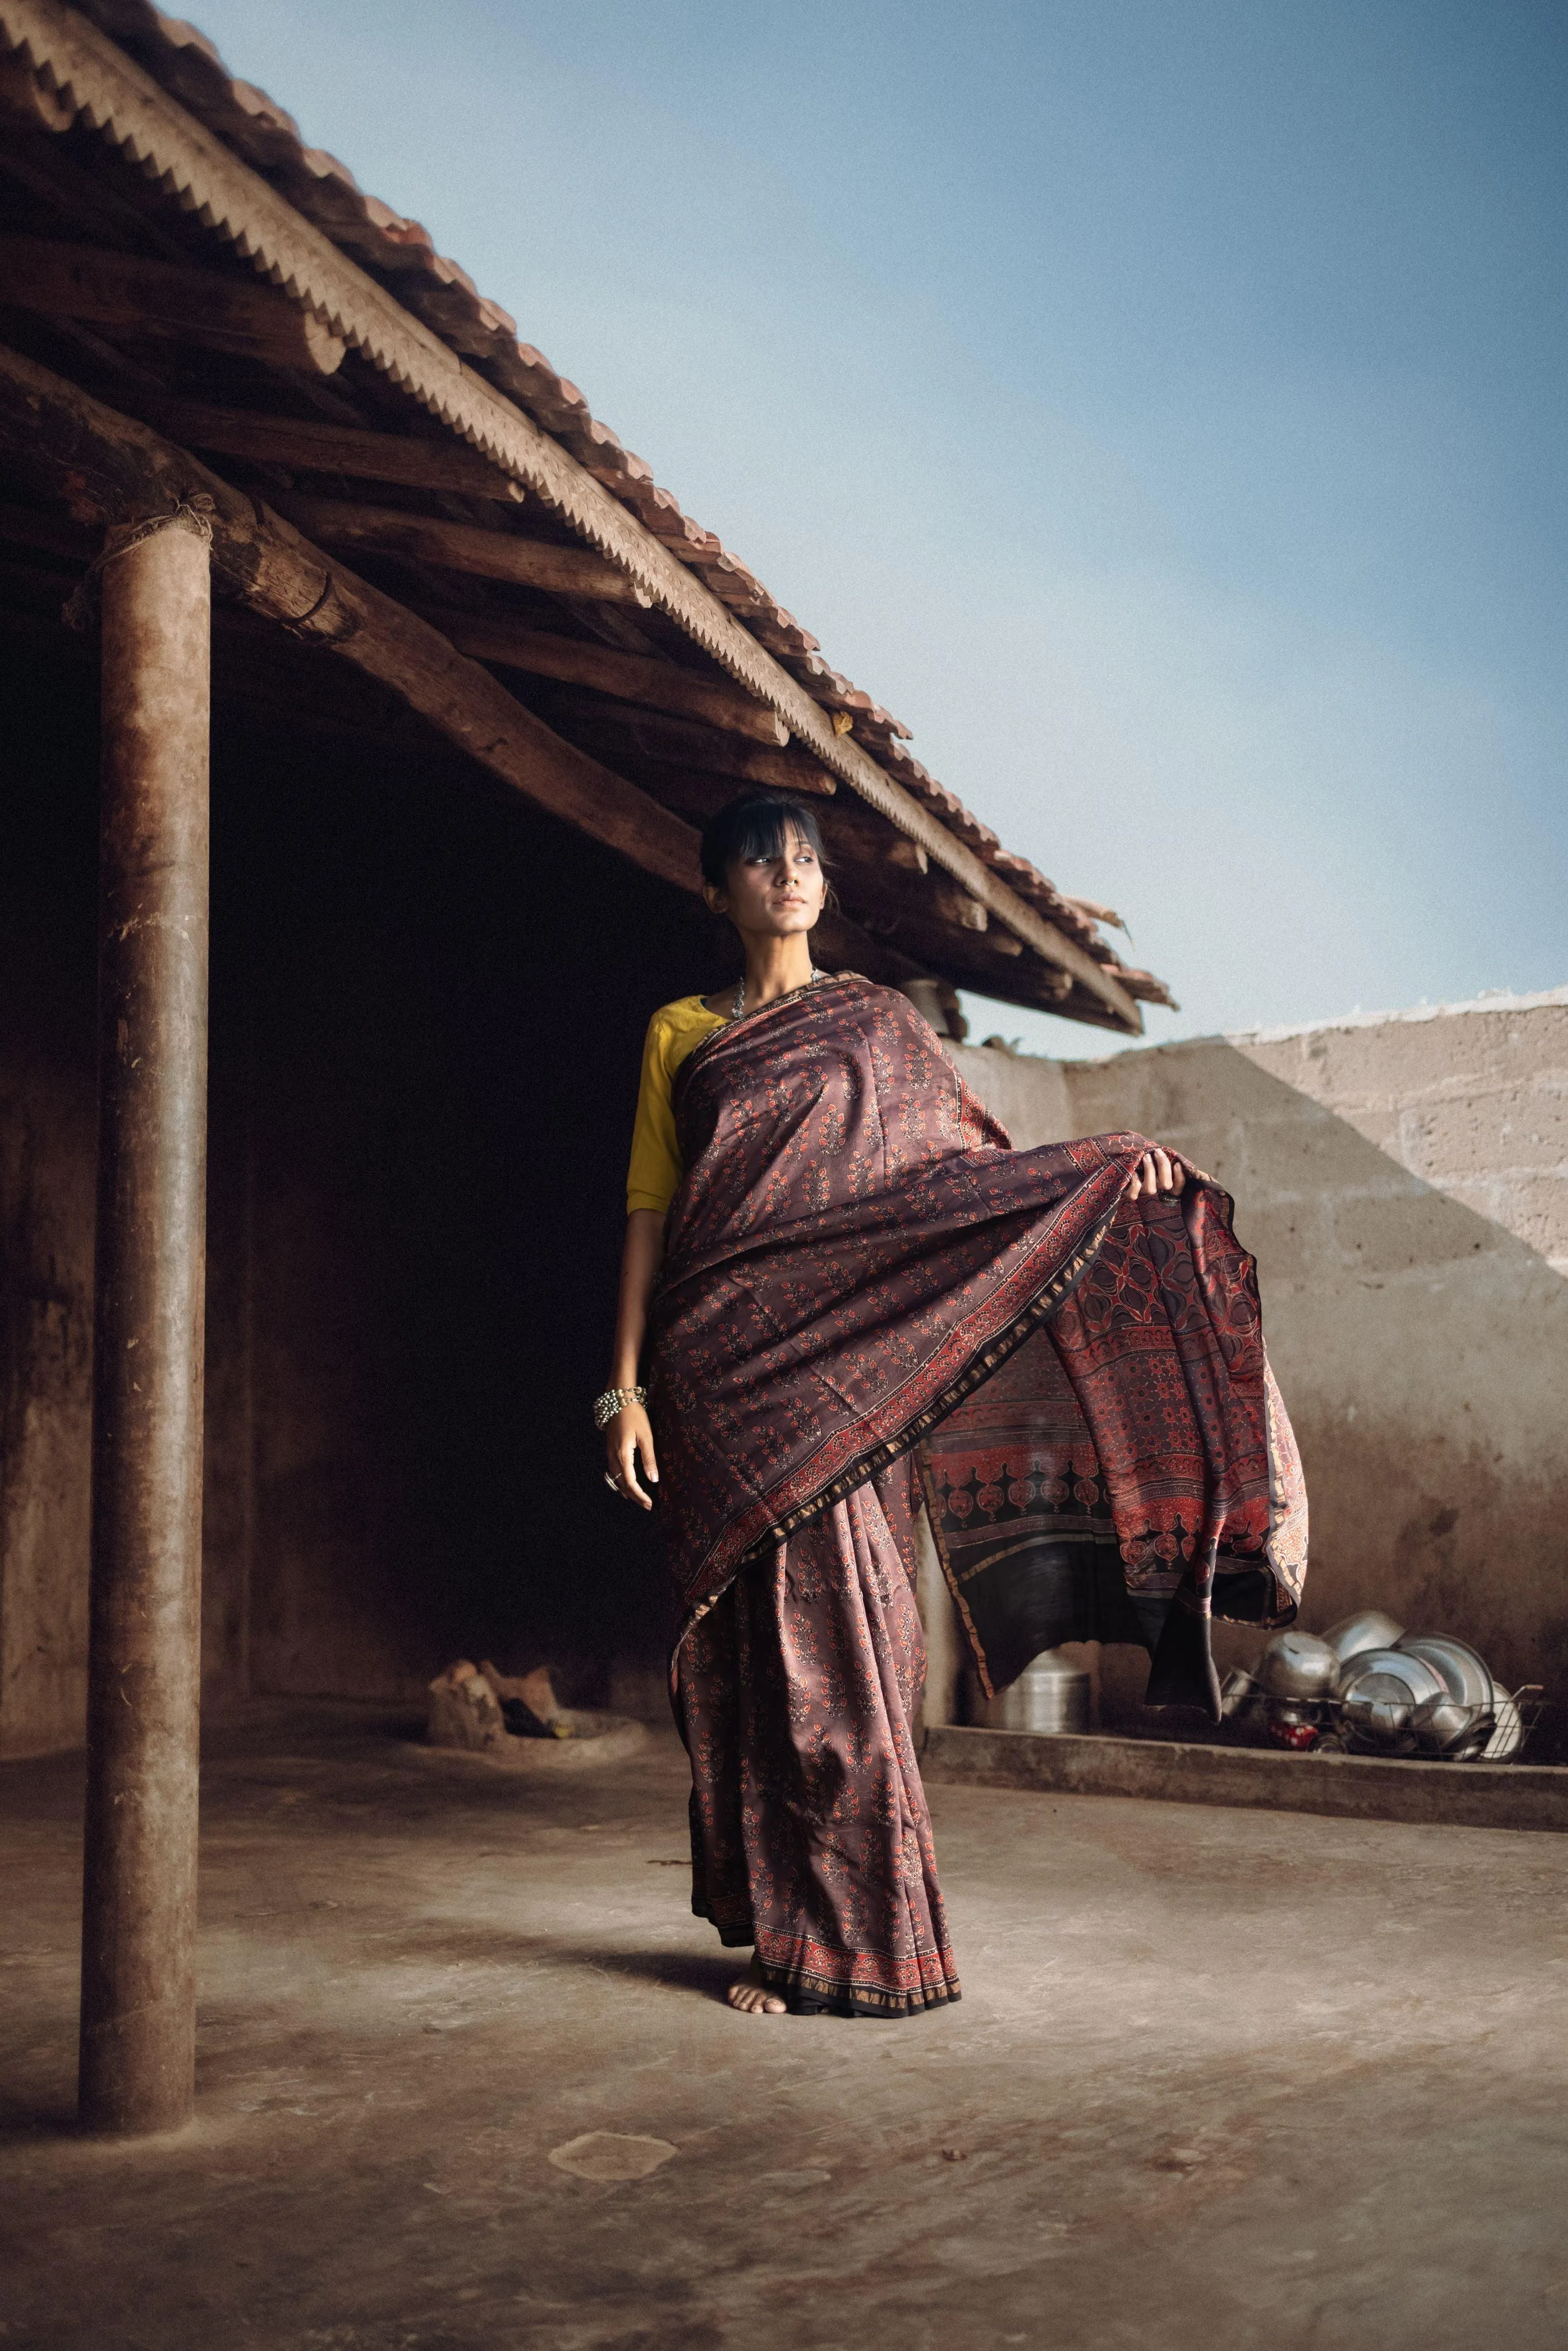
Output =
[{"x1": 1223, "y1": 1674, "x2": 1548, "y2": 1763}]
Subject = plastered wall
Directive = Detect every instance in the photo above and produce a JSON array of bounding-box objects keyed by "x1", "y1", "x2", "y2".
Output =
[{"x1": 958, "y1": 996, "x2": 1568, "y2": 1720}]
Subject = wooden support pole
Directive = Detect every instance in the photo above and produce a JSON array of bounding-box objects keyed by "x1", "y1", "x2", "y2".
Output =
[{"x1": 79, "y1": 510, "x2": 212, "y2": 2137}]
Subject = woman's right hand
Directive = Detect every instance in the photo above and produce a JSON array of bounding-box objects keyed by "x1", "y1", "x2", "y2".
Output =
[{"x1": 606, "y1": 1399, "x2": 659, "y2": 1510}]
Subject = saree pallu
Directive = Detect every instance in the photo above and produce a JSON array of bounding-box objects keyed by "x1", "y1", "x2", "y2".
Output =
[{"x1": 647, "y1": 976, "x2": 1307, "y2": 2011}]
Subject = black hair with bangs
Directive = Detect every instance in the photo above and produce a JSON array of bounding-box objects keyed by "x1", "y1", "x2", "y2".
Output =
[{"x1": 698, "y1": 790, "x2": 828, "y2": 890}]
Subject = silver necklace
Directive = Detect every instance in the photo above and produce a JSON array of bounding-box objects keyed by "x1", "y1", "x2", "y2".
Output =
[{"x1": 731, "y1": 967, "x2": 821, "y2": 1019}]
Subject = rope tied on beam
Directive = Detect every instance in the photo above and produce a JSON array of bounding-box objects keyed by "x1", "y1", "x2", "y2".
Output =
[{"x1": 63, "y1": 499, "x2": 214, "y2": 631}]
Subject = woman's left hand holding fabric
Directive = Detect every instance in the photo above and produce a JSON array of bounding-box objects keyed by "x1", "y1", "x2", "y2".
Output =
[{"x1": 1124, "y1": 1145, "x2": 1189, "y2": 1201}]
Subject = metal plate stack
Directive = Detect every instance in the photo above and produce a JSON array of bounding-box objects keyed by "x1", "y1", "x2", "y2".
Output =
[{"x1": 1227, "y1": 1614, "x2": 1540, "y2": 1760}]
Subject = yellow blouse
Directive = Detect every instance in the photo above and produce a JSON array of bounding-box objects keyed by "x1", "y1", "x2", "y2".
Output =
[{"x1": 626, "y1": 995, "x2": 728, "y2": 1215}]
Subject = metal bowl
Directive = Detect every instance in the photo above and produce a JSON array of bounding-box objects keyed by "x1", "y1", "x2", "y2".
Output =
[
  {"x1": 1259, "y1": 1630, "x2": 1340, "y2": 1702},
  {"x1": 1414, "y1": 1693, "x2": 1493, "y2": 1759},
  {"x1": 1336, "y1": 1648, "x2": 1447, "y2": 1755},
  {"x1": 1397, "y1": 1634, "x2": 1496, "y2": 1758},
  {"x1": 1322, "y1": 1609, "x2": 1406, "y2": 1667}
]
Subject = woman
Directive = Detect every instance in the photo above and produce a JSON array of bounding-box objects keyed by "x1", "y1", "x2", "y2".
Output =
[{"x1": 601, "y1": 792, "x2": 1306, "y2": 2020}]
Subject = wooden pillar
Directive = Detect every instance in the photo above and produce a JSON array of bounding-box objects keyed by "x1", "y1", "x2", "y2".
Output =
[{"x1": 79, "y1": 513, "x2": 212, "y2": 2136}]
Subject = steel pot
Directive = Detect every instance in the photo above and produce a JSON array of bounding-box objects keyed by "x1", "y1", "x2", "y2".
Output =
[
  {"x1": 976, "y1": 1651, "x2": 1092, "y2": 1736},
  {"x1": 1336, "y1": 1647, "x2": 1446, "y2": 1755},
  {"x1": 1398, "y1": 1634, "x2": 1496, "y2": 1759},
  {"x1": 1259, "y1": 1630, "x2": 1340, "y2": 1702},
  {"x1": 1322, "y1": 1609, "x2": 1406, "y2": 1667},
  {"x1": 1220, "y1": 1667, "x2": 1263, "y2": 1722}
]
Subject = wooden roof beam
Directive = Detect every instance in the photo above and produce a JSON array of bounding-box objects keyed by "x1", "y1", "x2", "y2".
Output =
[
  {"x1": 149, "y1": 400, "x2": 530, "y2": 501},
  {"x1": 0, "y1": 338, "x2": 698, "y2": 892},
  {"x1": 0, "y1": 0, "x2": 1143, "y2": 1032},
  {"x1": 0, "y1": 231, "x2": 347, "y2": 373},
  {"x1": 546, "y1": 705, "x2": 837, "y2": 796},
  {"x1": 269, "y1": 493, "x2": 655, "y2": 606},
  {"x1": 417, "y1": 607, "x2": 791, "y2": 747}
]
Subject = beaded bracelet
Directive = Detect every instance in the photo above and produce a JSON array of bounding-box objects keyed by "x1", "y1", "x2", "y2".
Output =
[{"x1": 593, "y1": 1384, "x2": 647, "y2": 1431}]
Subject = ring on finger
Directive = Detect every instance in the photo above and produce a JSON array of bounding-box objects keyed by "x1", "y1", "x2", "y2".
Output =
[{"x1": 603, "y1": 1471, "x2": 619, "y2": 1492}]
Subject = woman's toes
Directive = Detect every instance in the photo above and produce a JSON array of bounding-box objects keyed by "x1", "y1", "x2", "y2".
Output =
[{"x1": 727, "y1": 1969, "x2": 785, "y2": 2014}]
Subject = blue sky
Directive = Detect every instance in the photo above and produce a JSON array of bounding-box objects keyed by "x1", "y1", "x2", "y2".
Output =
[{"x1": 193, "y1": 0, "x2": 1566, "y2": 1053}]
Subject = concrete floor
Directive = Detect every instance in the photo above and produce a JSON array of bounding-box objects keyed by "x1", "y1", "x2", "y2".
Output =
[{"x1": 2, "y1": 1703, "x2": 1565, "y2": 2351}]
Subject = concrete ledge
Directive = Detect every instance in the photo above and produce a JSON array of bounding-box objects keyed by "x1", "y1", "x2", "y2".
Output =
[{"x1": 921, "y1": 1723, "x2": 1568, "y2": 1832}]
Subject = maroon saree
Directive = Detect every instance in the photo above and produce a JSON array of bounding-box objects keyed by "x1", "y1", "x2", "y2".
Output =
[{"x1": 647, "y1": 975, "x2": 1306, "y2": 2014}]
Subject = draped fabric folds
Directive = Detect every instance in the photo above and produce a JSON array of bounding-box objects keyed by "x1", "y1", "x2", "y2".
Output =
[
  {"x1": 649, "y1": 976, "x2": 1306, "y2": 1713},
  {"x1": 676, "y1": 1466, "x2": 960, "y2": 2017},
  {"x1": 646, "y1": 975, "x2": 1307, "y2": 2014}
]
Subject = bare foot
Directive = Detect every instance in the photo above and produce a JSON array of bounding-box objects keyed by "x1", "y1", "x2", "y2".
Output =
[{"x1": 727, "y1": 1956, "x2": 786, "y2": 2015}]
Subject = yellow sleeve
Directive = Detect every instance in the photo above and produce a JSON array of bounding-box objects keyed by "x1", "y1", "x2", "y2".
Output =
[{"x1": 626, "y1": 1011, "x2": 684, "y2": 1216}]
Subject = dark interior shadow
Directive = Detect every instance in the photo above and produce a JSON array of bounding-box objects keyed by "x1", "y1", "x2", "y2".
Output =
[{"x1": 0, "y1": 2088, "x2": 83, "y2": 2146}]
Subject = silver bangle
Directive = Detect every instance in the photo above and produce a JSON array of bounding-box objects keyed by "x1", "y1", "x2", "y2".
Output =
[{"x1": 593, "y1": 1384, "x2": 647, "y2": 1431}]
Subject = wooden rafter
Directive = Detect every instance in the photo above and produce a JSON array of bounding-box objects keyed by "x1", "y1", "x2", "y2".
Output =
[
  {"x1": 0, "y1": 231, "x2": 348, "y2": 372},
  {"x1": 0, "y1": 338, "x2": 702, "y2": 889},
  {"x1": 550, "y1": 707, "x2": 837, "y2": 796},
  {"x1": 417, "y1": 608, "x2": 791, "y2": 746},
  {"x1": 149, "y1": 400, "x2": 530, "y2": 500},
  {"x1": 267, "y1": 494, "x2": 654, "y2": 606},
  {"x1": 0, "y1": 0, "x2": 1142, "y2": 1032}
]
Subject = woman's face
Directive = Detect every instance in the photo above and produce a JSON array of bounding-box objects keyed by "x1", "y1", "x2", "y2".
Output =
[{"x1": 706, "y1": 826, "x2": 827, "y2": 940}]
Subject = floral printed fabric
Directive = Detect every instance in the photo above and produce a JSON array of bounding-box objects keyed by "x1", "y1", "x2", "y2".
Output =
[
  {"x1": 676, "y1": 1469, "x2": 960, "y2": 2019},
  {"x1": 650, "y1": 975, "x2": 1306, "y2": 1721}
]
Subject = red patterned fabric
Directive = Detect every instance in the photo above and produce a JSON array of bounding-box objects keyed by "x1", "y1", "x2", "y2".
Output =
[
  {"x1": 677, "y1": 1467, "x2": 958, "y2": 2018},
  {"x1": 650, "y1": 977, "x2": 1132, "y2": 1613},
  {"x1": 649, "y1": 976, "x2": 1305, "y2": 1717}
]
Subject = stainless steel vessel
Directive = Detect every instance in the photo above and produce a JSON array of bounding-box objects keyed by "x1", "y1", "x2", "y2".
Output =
[
  {"x1": 1322, "y1": 1609, "x2": 1406, "y2": 1666},
  {"x1": 1483, "y1": 1681, "x2": 1527, "y2": 1761},
  {"x1": 1336, "y1": 1647, "x2": 1447, "y2": 1753},
  {"x1": 979, "y1": 1651, "x2": 1093, "y2": 1735},
  {"x1": 1220, "y1": 1667, "x2": 1262, "y2": 1721},
  {"x1": 1397, "y1": 1634, "x2": 1496, "y2": 1757},
  {"x1": 1259, "y1": 1630, "x2": 1340, "y2": 1702}
]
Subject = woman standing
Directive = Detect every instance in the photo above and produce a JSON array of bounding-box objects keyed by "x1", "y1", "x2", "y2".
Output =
[{"x1": 601, "y1": 793, "x2": 1305, "y2": 2019}]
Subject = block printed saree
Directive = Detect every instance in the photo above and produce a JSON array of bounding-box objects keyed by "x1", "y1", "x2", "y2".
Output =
[{"x1": 646, "y1": 975, "x2": 1307, "y2": 2015}]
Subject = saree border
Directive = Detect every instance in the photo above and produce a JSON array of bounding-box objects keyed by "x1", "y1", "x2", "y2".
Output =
[{"x1": 672, "y1": 1189, "x2": 1128, "y2": 1663}]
